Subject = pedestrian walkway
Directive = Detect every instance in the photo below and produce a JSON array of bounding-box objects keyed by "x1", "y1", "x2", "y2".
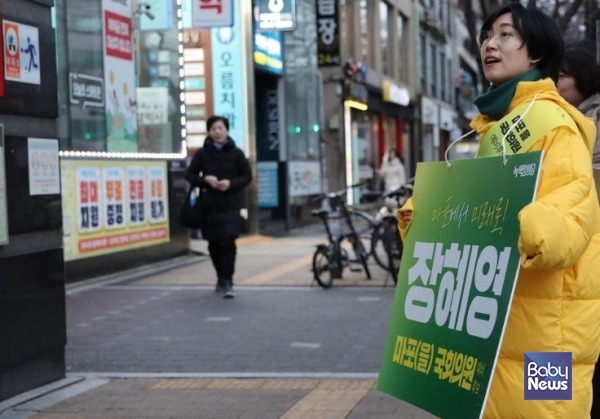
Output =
[
  {"x1": 0, "y1": 227, "x2": 432, "y2": 419},
  {"x1": 0, "y1": 375, "x2": 433, "y2": 419}
]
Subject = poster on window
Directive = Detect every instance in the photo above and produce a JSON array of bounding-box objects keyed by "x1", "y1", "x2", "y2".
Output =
[
  {"x1": 102, "y1": 0, "x2": 138, "y2": 152},
  {"x1": 377, "y1": 151, "x2": 543, "y2": 419},
  {"x1": 61, "y1": 159, "x2": 169, "y2": 261}
]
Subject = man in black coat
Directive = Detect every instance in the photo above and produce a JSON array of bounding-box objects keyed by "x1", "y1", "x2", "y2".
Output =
[{"x1": 185, "y1": 115, "x2": 252, "y2": 298}]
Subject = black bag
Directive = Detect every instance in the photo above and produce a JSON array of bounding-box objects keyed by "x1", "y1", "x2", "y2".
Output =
[{"x1": 179, "y1": 186, "x2": 204, "y2": 229}]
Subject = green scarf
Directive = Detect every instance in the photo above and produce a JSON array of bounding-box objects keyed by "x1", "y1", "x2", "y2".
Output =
[{"x1": 474, "y1": 69, "x2": 542, "y2": 120}]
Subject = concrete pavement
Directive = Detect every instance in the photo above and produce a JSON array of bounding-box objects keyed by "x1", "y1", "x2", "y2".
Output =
[{"x1": 0, "y1": 225, "x2": 434, "y2": 419}]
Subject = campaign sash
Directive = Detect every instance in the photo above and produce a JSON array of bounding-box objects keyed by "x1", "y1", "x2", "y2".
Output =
[{"x1": 478, "y1": 100, "x2": 578, "y2": 157}]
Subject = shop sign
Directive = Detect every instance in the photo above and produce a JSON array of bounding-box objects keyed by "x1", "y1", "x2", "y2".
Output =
[
  {"x1": 192, "y1": 0, "x2": 233, "y2": 28},
  {"x1": 256, "y1": 0, "x2": 296, "y2": 31},
  {"x1": 382, "y1": 80, "x2": 410, "y2": 106},
  {"x1": 69, "y1": 72, "x2": 104, "y2": 109},
  {"x1": 257, "y1": 88, "x2": 279, "y2": 161},
  {"x1": 253, "y1": 30, "x2": 283, "y2": 75},
  {"x1": 61, "y1": 159, "x2": 170, "y2": 261},
  {"x1": 257, "y1": 161, "x2": 279, "y2": 208},
  {"x1": 211, "y1": 1, "x2": 246, "y2": 151},
  {"x1": 316, "y1": 0, "x2": 340, "y2": 67},
  {"x1": 344, "y1": 80, "x2": 368, "y2": 105}
]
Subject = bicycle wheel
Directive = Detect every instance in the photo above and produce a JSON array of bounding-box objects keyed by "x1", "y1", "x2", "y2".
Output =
[
  {"x1": 382, "y1": 218, "x2": 403, "y2": 283},
  {"x1": 371, "y1": 221, "x2": 390, "y2": 271},
  {"x1": 354, "y1": 237, "x2": 372, "y2": 279},
  {"x1": 312, "y1": 246, "x2": 334, "y2": 288},
  {"x1": 371, "y1": 218, "x2": 403, "y2": 278}
]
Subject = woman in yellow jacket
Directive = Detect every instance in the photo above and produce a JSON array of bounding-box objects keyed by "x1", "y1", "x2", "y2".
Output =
[{"x1": 399, "y1": 3, "x2": 600, "y2": 418}]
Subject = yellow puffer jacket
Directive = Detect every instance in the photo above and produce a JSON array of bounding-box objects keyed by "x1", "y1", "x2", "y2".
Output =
[{"x1": 398, "y1": 78, "x2": 600, "y2": 418}]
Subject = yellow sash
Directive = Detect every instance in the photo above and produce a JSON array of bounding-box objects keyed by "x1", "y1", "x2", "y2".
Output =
[{"x1": 478, "y1": 100, "x2": 579, "y2": 157}]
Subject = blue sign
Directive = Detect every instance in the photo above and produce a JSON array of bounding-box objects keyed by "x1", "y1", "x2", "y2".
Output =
[
  {"x1": 257, "y1": 162, "x2": 279, "y2": 207},
  {"x1": 254, "y1": 30, "x2": 283, "y2": 75},
  {"x1": 524, "y1": 352, "x2": 572, "y2": 400},
  {"x1": 257, "y1": 0, "x2": 296, "y2": 30},
  {"x1": 211, "y1": 1, "x2": 246, "y2": 151}
]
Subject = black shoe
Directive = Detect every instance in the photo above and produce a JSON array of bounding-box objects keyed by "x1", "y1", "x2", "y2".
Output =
[
  {"x1": 215, "y1": 278, "x2": 226, "y2": 293},
  {"x1": 223, "y1": 280, "x2": 234, "y2": 299}
]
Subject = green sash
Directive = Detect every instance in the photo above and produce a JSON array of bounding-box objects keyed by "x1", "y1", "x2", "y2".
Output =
[{"x1": 478, "y1": 100, "x2": 579, "y2": 157}]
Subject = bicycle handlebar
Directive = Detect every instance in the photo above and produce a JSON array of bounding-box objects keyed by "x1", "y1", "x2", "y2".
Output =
[{"x1": 310, "y1": 180, "x2": 369, "y2": 202}]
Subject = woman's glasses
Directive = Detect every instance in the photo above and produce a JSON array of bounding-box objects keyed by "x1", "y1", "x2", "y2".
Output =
[{"x1": 476, "y1": 30, "x2": 516, "y2": 47}]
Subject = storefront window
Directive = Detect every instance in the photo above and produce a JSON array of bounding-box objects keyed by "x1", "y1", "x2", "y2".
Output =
[
  {"x1": 396, "y1": 13, "x2": 409, "y2": 84},
  {"x1": 284, "y1": 1, "x2": 319, "y2": 160},
  {"x1": 379, "y1": 1, "x2": 391, "y2": 76},
  {"x1": 359, "y1": 0, "x2": 368, "y2": 64},
  {"x1": 54, "y1": 0, "x2": 182, "y2": 154},
  {"x1": 61, "y1": 1, "x2": 106, "y2": 151}
]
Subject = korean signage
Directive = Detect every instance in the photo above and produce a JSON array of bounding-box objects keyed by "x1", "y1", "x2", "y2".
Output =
[
  {"x1": 211, "y1": 0, "x2": 246, "y2": 151},
  {"x1": 256, "y1": 87, "x2": 279, "y2": 161},
  {"x1": 102, "y1": 0, "x2": 138, "y2": 152},
  {"x1": 61, "y1": 160, "x2": 169, "y2": 261},
  {"x1": 256, "y1": 0, "x2": 296, "y2": 31},
  {"x1": 316, "y1": 0, "x2": 340, "y2": 67},
  {"x1": 3, "y1": 20, "x2": 41, "y2": 85},
  {"x1": 257, "y1": 161, "x2": 279, "y2": 208},
  {"x1": 69, "y1": 73, "x2": 104, "y2": 109},
  {"x1": 192, "y1": 0, "x2": 233, "y2": 28},
  {"x1": 289, "y1": 160, "x2": 321, "y2": 197},
  {"x1": 253, "y1": 30, "x2": 283, "y2": 75},
  {"x1": 28, "y1": 138, "x2": 60, "y2": 195},
  {"x1": 0, "y1": 125, "x2": 7, "y2": 245},
  {"x1": 377, "y1": 152, "x2": 543, "y2": 419},
  {"x1": 136, "y1": 87, "x2": 168, "y2": 125},
  {"x1": 183, "y1": 29, "x2": 212, "y2": 149},
  {"x1": 382, "y1": 80, "x2": 410, "y2": 106}
]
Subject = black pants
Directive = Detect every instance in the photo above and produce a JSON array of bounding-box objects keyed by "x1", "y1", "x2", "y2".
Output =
[{"x1": 208, "y1": 238, "x2": 237, "y2": 283}]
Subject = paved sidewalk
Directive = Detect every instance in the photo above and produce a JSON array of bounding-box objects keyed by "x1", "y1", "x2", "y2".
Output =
[{"x1": 0, "y1": 227, "x2": 433, "y2": 419}]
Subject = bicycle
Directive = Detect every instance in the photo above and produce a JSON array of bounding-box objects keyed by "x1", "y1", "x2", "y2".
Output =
[
  {"x1": 369, "y1": 180, "x2": 414, "y2": 283},
  {"x1": 310, "y1": 183, "x2": 374, "y2": 288}
]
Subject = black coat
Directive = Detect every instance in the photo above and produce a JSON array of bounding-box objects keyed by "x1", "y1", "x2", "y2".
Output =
[{"x1": 185, "y1": 137, "x2": 252, "y2": 240}]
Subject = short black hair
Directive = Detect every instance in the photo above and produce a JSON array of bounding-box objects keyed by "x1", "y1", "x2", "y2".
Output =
[
  {"x1": 480, "y1": 2, "x2": 564, "y2": 82},
  {"x1": 561, "y1": 40, "x2": 600, "y2": 99},
  {"x1": 206, "y1": 115, "x2": 230, "y2": 131}
]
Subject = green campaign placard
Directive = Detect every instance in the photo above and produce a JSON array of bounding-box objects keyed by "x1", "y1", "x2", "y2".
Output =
[{"x1": 377, "y1": 151, "x2": 543, "y2": 419}]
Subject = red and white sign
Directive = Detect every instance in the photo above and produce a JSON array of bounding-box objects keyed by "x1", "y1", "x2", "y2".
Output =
[
  {"x1": 104, "y1": 10, "x2": 132, "y2": 60},
  {"x1": 192, "y1": 0, "x2": 233, "y2": 28}
]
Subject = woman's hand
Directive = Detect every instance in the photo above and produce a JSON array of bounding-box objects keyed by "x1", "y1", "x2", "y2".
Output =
[
  {"x1": 215, "y1": 179, "x2": 231, "y2": 191},
  {"x1": 204, "y1": 175, "x2": 219, "y2": 189}
]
